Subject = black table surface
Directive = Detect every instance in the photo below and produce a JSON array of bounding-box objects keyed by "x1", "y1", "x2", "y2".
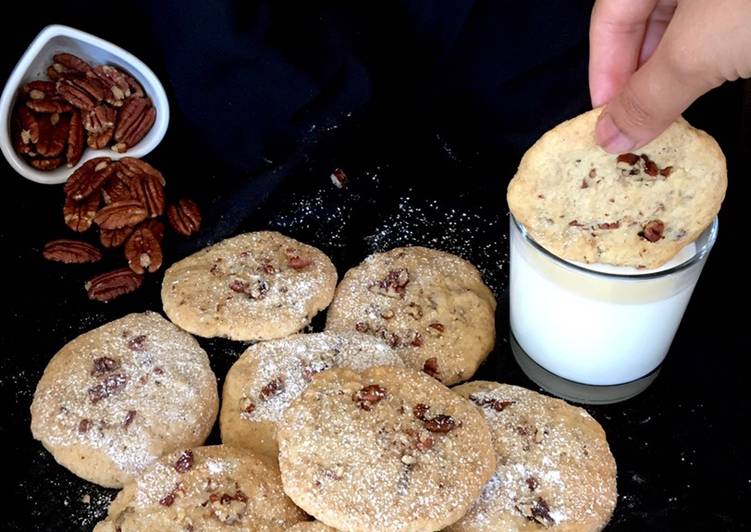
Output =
[{"x1": 2, "y1": 20, "x2": 750, "y2": 532}]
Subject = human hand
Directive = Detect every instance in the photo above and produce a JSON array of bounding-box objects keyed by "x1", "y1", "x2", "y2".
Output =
[{"x1": 589, "y1": 0, "x2": 751, "y2": 153}]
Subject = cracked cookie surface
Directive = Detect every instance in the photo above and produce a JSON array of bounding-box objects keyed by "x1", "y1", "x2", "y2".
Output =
[
  {"x1": 30, "y1": 311, "x2": 218, "y2": 488},
  {"x1": 448, "y1": 382, "x2": 617, "y2": 532},
  {"x1": 325, "y1": 246, "x2": 496, "y2": 385},
  {"x1": 278, "y1": 366, "x2": 496, "y2": 532},
  {"x1": 93, "y1": 445, "x2": 306, "y2": 532},
  {"x1": 220, "y1": 331, "x2": 404, "y2": 460},
  {"x1": 162, "y1": 231, "x2": 337, "y2": 341}
]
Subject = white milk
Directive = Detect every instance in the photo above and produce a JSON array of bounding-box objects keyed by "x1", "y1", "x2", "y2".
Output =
[{"x1": 509, "y1": 217, "x2": 714, "y2": 386}]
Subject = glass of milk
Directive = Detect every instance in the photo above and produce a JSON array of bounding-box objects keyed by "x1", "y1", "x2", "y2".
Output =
[{"x1": 509, "y1": 214, "x2": 718, "y2": 404}]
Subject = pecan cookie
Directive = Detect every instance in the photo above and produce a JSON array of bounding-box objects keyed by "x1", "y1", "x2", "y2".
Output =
[
  {"x1": 94, "y1": 445, "x2": 307, "y2": 531},
  {"x1": 507, "y1": 107, "x2": 726, "y2": 268},
  {"x1": 277, "y1": 366, "x2": 496, "y2": 531},
  {"x1": 30, "y1": 312, "x2": 218, "y2": 488},
  {"x1": 161, "y1": 231, "x2": 337, "y2": 341},
  {"x1": 221, "y1": 331, "x2": 404, "y2": 460},
  {"x1": 325, "y1": 247, "x2": 496, "y2": 385},
  {"x1": 448, "y1": 382, "x2": 617, "y2": 532},
  {"x1": 286, "y1": 522, "x2": 337, "y2": 531}
]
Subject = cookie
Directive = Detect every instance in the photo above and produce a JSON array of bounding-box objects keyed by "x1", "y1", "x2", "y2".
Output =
[
  {"x1": 325, "y1": 247, "x2": 496, "y2": 385},
  {"x1": 30, "y1": 311, "x2": 219, "y2": 488},
  {"x1": 448, "y1": 381, "x2": 617, "y2": 531},
  {"x1": 286, "y1": 522, "x2": 337, "y2": 531},
  {"x1": 221, "y1": 331, "x2": 404, "y2": 460},
  {"x1": 278, "y1": 366, "x2": 496, "y2": 531},
  {"x1": 93, "y1": 445, "x2": 307, "y2": 531},
  {"x1": 507, "y1": 107, "x2": 726, "y2": 268},
  {"x1": 162, "y1": 231, "x2": 337, "y2": 341}
]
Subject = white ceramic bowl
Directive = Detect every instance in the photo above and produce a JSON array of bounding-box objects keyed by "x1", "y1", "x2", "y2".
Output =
[{"x1": 0, "y1": 24, "x2": 169, "y2": 184}]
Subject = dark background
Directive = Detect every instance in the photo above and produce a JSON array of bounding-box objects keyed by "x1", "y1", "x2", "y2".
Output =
[{"x1": 1, "y1": 2, "x2": 749, "y2": 530}]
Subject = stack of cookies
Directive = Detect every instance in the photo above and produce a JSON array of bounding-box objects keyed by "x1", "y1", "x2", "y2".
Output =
[{"x1": 32, "y1": 215, "x2": 618, "y2": 529}]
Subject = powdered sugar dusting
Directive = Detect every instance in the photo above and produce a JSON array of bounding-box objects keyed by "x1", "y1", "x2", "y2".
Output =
[
  {"x1": 229, "y1": 331, "x2": 404, "y2": 424},
  {"x1": 450, "y1": 382, "x2": 618, "y2": 530},
  {"x1": 30, "y1": 312, "x2": 218, "y2": 483}
]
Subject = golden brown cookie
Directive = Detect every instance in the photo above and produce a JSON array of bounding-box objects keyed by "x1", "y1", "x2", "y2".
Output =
[
  {"x1": 221, "y1": 331, "x2": 404, "y2": 460},
  {"x1": 286, "y1": 522, "x2": 337, "y2": 531},
  {"x1": 93, "y1": 445, "x2": 307, "y2": 531},
  {"x1": 507, "y1": 108, "x2": 726, "y2": 268},
  {"x1": 162, "y1": 231, "x2": 337, "y2": 341},
  {"x1": 30, "y1": 312, "x2": 218, "y2": 488},
  {"x1": 325, "y1": 246, "x2": 496, "y2": 385},
  {"x1": 449, "y1": 381, "x2": 617, "y2": 532},
  {"x1": 278, "y1": 366, "x2": 496, "y2": 531}
]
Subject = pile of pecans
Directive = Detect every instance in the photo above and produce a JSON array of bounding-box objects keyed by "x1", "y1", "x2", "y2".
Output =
[
  {"x1": 11, "y1": 53, "x2": 156, "y2": 171},
  {"x1": 42, "y1": 157, "x2": 201, "y2": 302}
]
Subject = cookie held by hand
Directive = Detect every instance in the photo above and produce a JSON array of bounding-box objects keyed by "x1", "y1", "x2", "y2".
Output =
[{"x1": 507, "y1": 108, "x2": 726, "y2": 268}]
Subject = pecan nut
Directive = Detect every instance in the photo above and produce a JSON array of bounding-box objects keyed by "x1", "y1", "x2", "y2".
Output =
[
  {"x1": 117, "y1": 157, "x2": 166, "y2": 185},
  {"x1": 124, "y1": 226, "x2": 163, "y2": 274},
  {"x1": 43, "y1": 239, "x2": 102, "y2": 264},
  {"x1": 64, "y1": 157, "x2": 114, "y2": 200},
  {"x1": 87, "y1": 128, "x2": 114, "y2": 149},
  {"x1": 87, "y1": 65, "x2": 131, "y2": 107},
  {"x1": 640, "y1": 220, "x2": 665, "y2": 242},
  {"x1": 83, "y1": 105, "x2": 116, "y2": 134},
  {"x1": 85, "y1": 268, "x2": 143, "y2": 302},
  {"x1": 56, "y1": 76, "x2": 105, "y2": 111},
  {"x1": 66, "y1": 110, "x2": 85, "y2": 167},
  {"x1": 22, "y1": 81, "x2": 56, "y2": 99},
  {"x1": 101, "y1": 173, "x2": 133, "y2": 204},
  {"x1": 112, "y1": 97, "x2": 156, "y2": 152},
  {"x1": 52, "y1": 53, "x2": 92, "y2": 74},
  {"x1": 94, "y1": 199, "x2": 148, "y2": 230},
  {"x1": 64, "y1": 193, "x2": 100, "y2": 232},
  {"x1": 99, "y1": 226, "x2": 134, "y2": 249},
  {"x1": 128, "y1": 174, "x2": 165, "y2": 218},
  {"x1": 37, "y1": 114, "x2": 69, "y2": 158},
  {"x1": 168, "y1": 198, "x2": 202, "y2": 236}
]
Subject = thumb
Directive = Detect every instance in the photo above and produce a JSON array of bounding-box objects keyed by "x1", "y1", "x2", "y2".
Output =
[{"x1": 594, "y1": 45, "x2": 719, "y2": 153}]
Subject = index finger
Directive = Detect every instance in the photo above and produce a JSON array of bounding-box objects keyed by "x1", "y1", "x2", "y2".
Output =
[{"x1": 589, "y1": 0, "x2": 659, "y2": 107}]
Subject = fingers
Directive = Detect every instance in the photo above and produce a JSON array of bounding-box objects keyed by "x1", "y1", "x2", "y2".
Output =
[
  {"x1": 589, "y1": 0, "x2": 660, "y2": 107},
  {"x1": 638, "y1": 1, "x2": 677, "y2": 66},
  {"x1": 595, "y1": 42, "x2": 717, "y2": 153}
]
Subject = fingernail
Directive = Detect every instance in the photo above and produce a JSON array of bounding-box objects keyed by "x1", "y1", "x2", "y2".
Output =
[{"x1": 596, "y1": 112, "x2": 636, "y2": 153}]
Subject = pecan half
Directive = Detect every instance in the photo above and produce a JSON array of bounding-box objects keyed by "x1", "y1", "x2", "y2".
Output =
[
  {"x1": 639, "y1": 220, "x2": 665, "y2": 242},
  {"x1": 87, "y1": 65, "x2": 132, "y2": 107},
  {"x1": 22, "y1": 80, "x2": 56, "y2": 99},
  {"x1": 124, "y1": 226, "x2": 162, "y2": 274},
  {"x1": 64, "y1": 157, "x2": 113, "y2": 200},
  {"x1": 168, "y1": 198, "x2": 202, "y2": 236},
  {"x1": 112, "y1": 97, "x2": 156, "y2": 152},
  {"x1": 101, "y1": 173, "x2": 133, "y2": 204},
  {"x1": 57, "y1": 76, "x2": 105, "y2": 111},
  {"x1": 94, "y1": 199, "x2": 148, "y2": 230},
  {"x1": 43, "y1": 239, "x2": 102, "y2": 264},
  {"x1": 53, "y1": 53, "x2": 92, "y2": 74},
  {"x1": 26, "y1": 99, "x2": 73, "y2": 114},
  {"x1": 85, "y1": 268, "x2": 143, "y2": 302},
  {"x1": 18, "y1": 106, "x2": 40, "y2": 144},
  {"x1": 100, "y1": 226, "x2": 134, "y2": 249},
  {"x1": 63, "y1": 194, "x2": 100, "y2": 233},
  {"x1": 37, "y1": 114, "x2": 69, "y2": 158},
  {"x1": 87, "y1": 128, "x2": 114, "y2": 149},
  {"x1": 353, "y1": 384, "x2": 387, "y2": 410},
  {"x1": 140, "y1": 219, "x2": 165, "y2": 242},
  {"x1": 66, "y1": 110, "x2": 85, "y2": 167},
  {"x1": 117, "y1": 157, "x2": 166, "y2": 185},
  {"x1": 83, "y1": 105, "x2": 116, "y2": 133},
  {"x1": 128, "y1": 174, "x2": 165, "y2": 217}
]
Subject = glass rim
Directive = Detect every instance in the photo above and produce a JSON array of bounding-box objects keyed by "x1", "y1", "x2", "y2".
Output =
[{"x1": 510, "y1": 213, "x2": 719, "y2": 280}]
